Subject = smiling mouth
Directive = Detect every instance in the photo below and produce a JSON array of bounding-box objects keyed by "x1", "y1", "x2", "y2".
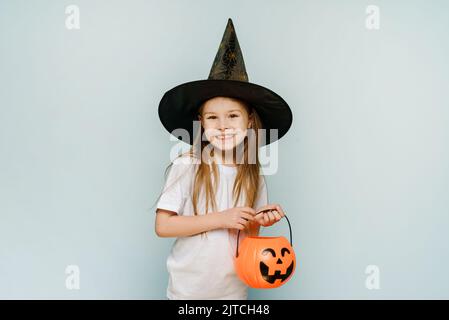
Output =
[
  {"x1": 215, "y1": 134, "x2": 235, "y2": 141},
  {"x1": 259, "y1": 261, "x2": 294, "y2": 284}
]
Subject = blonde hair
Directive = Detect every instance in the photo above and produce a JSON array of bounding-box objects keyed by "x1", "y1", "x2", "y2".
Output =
[{"x1": 154, "y1": 97, "x2": 266, "y2": 236}]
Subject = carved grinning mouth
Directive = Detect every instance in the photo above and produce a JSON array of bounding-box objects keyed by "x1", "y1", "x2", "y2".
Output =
[{"x1": 260, "y1": 261, "x2": 294, "y2": 284}]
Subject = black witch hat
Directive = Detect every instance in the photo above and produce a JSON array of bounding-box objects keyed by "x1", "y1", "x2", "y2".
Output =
[{"x1": 158, "y1": 18, "x2": 292, "y2": 146}]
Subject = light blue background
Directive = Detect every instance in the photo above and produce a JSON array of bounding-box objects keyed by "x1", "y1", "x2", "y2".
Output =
[{"x1": 1, "y1": 0, "x2": 449, "y2": 299}]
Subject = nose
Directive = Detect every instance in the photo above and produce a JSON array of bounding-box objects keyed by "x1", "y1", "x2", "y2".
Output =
[{"x1": 218, "y1": 117, "x2": 230, "y2": 131}]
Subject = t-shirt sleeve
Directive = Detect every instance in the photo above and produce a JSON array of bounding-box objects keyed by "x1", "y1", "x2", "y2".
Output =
[
  {"x1": 156, "y1": 159, "x2": 192, "y2": 214},
  {"x1": 254, "y1": 176, "x2": 269, "y2": 210}
]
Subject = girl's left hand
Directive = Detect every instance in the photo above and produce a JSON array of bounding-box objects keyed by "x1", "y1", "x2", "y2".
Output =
[{"x1": 254, "y1": 204, "x2": 286, "y2": 227}]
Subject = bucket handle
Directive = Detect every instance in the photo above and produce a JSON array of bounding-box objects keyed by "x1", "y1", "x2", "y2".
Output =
[{"x1": 236, "y1": 209, "x2": 293, "y2": 258}]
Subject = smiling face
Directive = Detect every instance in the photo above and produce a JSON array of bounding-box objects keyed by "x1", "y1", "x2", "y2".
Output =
[
  {"x1": 259, "y1": 247, "x2": 295, "y2": 284},
  {"x1": 235, "y1": 236, "x2": 296, "y2": 289},
  {"x1": 198, "y1": 96, "x2": 253, "y2": 153}
]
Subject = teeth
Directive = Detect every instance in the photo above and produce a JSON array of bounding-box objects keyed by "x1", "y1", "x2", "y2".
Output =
[{"x1": 217, "y1": 135, "x2": 234, "y2": 139}]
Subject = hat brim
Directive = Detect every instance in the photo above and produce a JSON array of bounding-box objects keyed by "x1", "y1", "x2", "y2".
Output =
[{"x1": 158, "y1": 79, "x2": 293, "y2": 146}]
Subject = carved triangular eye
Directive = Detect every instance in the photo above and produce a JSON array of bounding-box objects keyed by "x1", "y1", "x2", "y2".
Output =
[
  {"x1": 262, "y1": 248, "x2": 276, "y2": 257},
  {"x1": 281, "y1": 248, "x2": 290, "y2": 257}
]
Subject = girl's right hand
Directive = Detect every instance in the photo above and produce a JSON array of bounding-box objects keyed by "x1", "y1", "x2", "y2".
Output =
[{"x1": 217, "y1": 207, "x2": 257, "y2": 230}]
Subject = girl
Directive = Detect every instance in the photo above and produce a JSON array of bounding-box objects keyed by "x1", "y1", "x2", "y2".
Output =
[{"x1": 155, "y1": 19, "x2": 293, "y2": 300}]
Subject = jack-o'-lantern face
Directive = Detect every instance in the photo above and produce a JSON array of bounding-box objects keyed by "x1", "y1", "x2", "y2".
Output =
[
  {"x1": 260, "y1": 247, "x2": 294, "y2": 284},
  {"x1": 235, "y1": 236, "x2": 296, "y2": 289}
]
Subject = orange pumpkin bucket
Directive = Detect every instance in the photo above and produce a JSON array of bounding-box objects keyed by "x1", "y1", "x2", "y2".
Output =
[{"x1": 234, "y1": 210, "x2": 296, "y2": 289}]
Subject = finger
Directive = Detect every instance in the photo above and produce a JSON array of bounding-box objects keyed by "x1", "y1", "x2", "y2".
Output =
[
  {"x1": 254, "y1": 211, "x2": 265, "y2": 220},
  {"x1": 241, "y1": 212, "x2": 255, "y2": 221},
  {"x1": 256, "y1": 204, "x2": 277, "y2": 214},
  {"x1": 255, "y1": 207, "x2": 276, "y2": 220},
  {"x1": 275, "y1": 204, "x2": 286, "y2": 217},
  {"x1": 263, "y1": 213, "x2": 270, "y2": 225},
  {"x1": 239, "y1": 218, "x2": 249, "y2": 227},
  {"x1": 267, "y1": 211, "x2": 276, "y2": 222},
  {"x1": 242, "y1": 207, "x2": 257, "y2": 216},
  {"x1": 254, "y1": 213, "x2": 264, "y2": 223},
  {"x1": 272, "y1": 210, "x2": 282, "y2": 221},
  {"x1": 239, "y1": 221, "x2": 251, "y2": 230}
]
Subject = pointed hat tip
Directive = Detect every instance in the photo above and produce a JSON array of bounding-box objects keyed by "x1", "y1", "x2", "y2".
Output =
[
  {"x1": 207, "y1": 17, "x2": 248, "y2": 81},
  {"x1": 226, "y1": 18, "x2": 234, "y2": 28}
]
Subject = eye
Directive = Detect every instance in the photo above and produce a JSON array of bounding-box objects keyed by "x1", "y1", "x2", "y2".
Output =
[
  {"x1": 281, "y1": 248, "x2": 290, "y2": 257},
  {"x1": 206, "y1": 116, "x2": 217, "y2": 119},
  {"x1": 229, "y1": 114, "x2": 239, "y2": 118},
  {"x1": 262, "y1": 248, "x2": 276, "y2": 257}
]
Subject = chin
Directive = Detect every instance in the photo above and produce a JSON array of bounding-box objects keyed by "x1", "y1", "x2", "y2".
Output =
[
  {"x1": 211, "y1": 143, "x2": 235, "y2": 152},
  {"x1": 213, "y1": 136, "x2": 245, "y2": 149}
]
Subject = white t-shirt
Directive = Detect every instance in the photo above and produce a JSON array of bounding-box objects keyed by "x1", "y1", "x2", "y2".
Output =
[{"x1": 156, "y1": 156, "x2": 268, "y2": 300}]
